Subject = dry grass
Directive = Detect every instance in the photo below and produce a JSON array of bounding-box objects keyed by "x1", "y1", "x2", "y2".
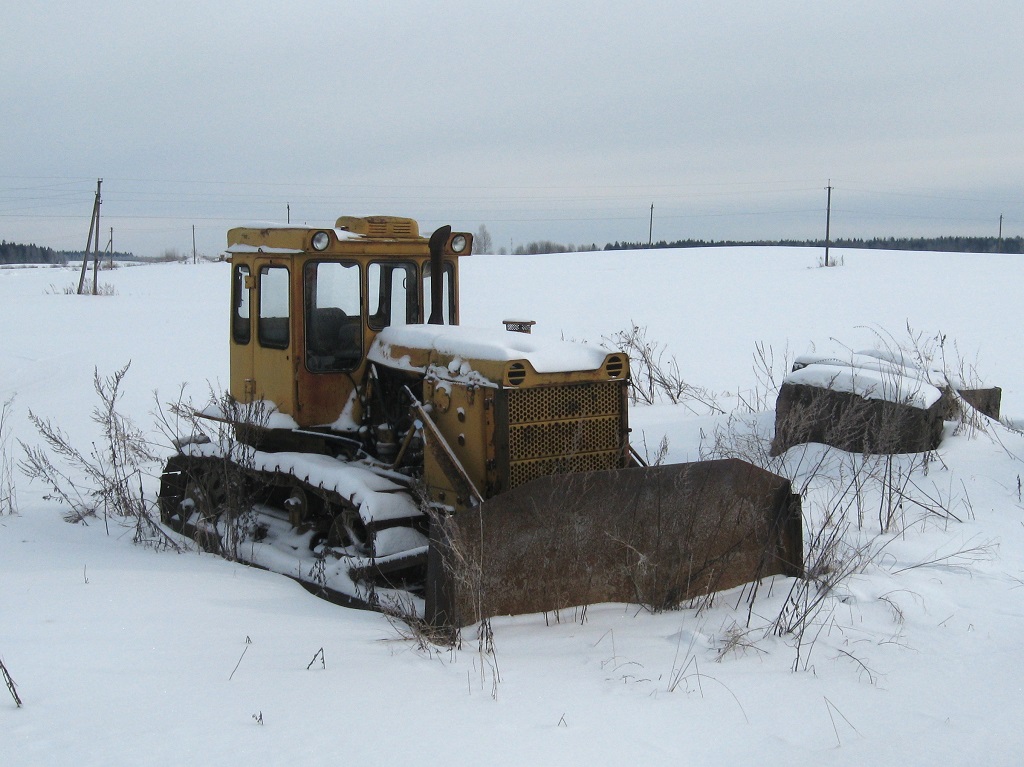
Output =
[
  {"x1": 693, "y1": 326, "x2": 988, "y2": 671},
  {"x1": 19, "y1": 364, "x2": 180, "y2": 549},
  {"x1": 0, "y1": 398, "x2": 16, "y2": 515}
]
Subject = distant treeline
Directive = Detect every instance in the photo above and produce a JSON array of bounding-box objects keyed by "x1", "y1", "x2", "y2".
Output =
[
  {"x1": 512, "y1": 240, "x2": 601, "y2": 255},
  {"x1": 61, "y1": 250, "x2": 141, "y2": 262},
  {"x1": 0, "y1": 240, "x2": 142, "y2": 264},
  {"x1": 0, "y1": 240, "x2": 64, "y2": 264},
  {"x1": 604, "y1": 236, "x2": 1024, "y2": 254}
]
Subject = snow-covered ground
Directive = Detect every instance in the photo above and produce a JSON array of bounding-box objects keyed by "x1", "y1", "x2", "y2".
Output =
[{"x1": 2, "y1": 247, "x2": 1023, "y2": 765}]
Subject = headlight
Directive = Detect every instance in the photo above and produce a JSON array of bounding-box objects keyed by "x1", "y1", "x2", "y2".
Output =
[
  {"x1": 311, "y1": 231, "x2": 330, "y2": 251},
  {"x1": 450, "y1": 234, "x2": 468, "y2": 253}
]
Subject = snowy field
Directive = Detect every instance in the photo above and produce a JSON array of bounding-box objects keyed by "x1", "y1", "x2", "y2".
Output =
[{"x1": 2, "y1": 246, "x2": 1023, "y2": 765}]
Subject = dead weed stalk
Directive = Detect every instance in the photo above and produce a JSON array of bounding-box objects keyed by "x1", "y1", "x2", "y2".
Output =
[{"x1": 19, "y1": 364, "x2": 180, "y2": 550}]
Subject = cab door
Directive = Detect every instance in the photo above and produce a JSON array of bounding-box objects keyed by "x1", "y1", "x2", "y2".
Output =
[
  {"x1": 294, "y1": 258, "x2": 364, "y2": 427},
  {"x1": 249, "y1": 258, "x2": 296, "y2": 416}
]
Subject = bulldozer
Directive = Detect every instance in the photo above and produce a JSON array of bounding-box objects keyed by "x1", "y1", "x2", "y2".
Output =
[{"x1": 159, "y1": 215, "x2": 803, "y2": 628}]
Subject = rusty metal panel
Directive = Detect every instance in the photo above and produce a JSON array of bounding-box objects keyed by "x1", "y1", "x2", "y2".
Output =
[{"x1": 425, "y1": 458, "x2": 802, "y2": 627}]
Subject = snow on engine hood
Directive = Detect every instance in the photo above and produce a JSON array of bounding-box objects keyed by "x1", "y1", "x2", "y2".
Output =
[{"x1": 368, "y1": 325, "x2": 611, "y2": 378}]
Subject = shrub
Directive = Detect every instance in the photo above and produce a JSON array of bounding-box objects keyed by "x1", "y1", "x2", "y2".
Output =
[{"x1": 19, "y1": 364, "x2": 180, "y2": 549}]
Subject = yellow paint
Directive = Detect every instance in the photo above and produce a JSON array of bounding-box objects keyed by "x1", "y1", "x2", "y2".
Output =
[{"x1": 227, "y1": 217, "x2": 468, "y2": 427}]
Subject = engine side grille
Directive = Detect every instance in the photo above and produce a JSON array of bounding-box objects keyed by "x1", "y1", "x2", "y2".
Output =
[
  {"x1": 504, "y1": 381, "x2": 625, "y2": 489},
  {"x1": 509, "y1": 417, "x2": 621, "y2": 458},
  {"x1": 508, "y1": 381, "x2": 622, "y2": 424}
]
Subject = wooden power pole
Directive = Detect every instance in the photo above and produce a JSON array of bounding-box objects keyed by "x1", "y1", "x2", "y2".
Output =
[
  {"x1": 648, "y1": 203, "x2": 654, "y2": 247},
  {"x1": 1, "y1": 656, "x2": 21, "y2": 707},
  {"x1": 824, "y1": 181, "x2": 833, "y2": 268},
  {"x1": 77, "y1": 179, "x2": 102, "y2": 294}
]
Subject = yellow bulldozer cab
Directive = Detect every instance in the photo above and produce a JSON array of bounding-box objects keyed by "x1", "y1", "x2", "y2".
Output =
[{"x1": 226, "y1": 216, "x2": 470, "y2": 428}]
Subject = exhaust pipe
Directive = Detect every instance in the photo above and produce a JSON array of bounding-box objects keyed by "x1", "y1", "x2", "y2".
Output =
[{"x1": 427, "y1": 225, "x2": 451, "y2": 325}]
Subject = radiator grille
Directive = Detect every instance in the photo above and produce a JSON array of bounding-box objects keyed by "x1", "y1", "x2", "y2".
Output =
[
  {"x1": 510, "y1": 452, "x2": 622, "y2": 488},
  {"x1": 509, "y1": 417, "x2": 621, "y2": 458},
  {"x1": 508, "y1": 381, "x2": 622, "y2": 424},
  {"x1": 505, "y1": 381, "x2": 624, "y2": 489}
]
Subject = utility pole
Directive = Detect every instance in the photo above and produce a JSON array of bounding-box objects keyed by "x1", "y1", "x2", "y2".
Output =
[
  {"x1": 824, "y1": 181, "x2": 833, "y2": 268},
  {"x1": 77, "y1": 178, "x2": 102, "y2": 294},
  {"x1": 648, "y1": 203, "x2": 654, "y2": 247},
  {"x1": 1, "y1": 656, "x2": 21, "y2": 707},
  {"x1": 90, "y1": 180, "x2": 102, "y2": 294},
  {"x1": 91, "y1": 213, "x2": 101, "y2": 295},
  {"x1": 287, "y1": 203, "x2": 291, "y2": 224},
  {"x1": 998, "y1": 214, "x2": 1004, "y2": 253},
  {"x1": 77, "y1": 194, "x2": 94, "y2": 293},
  {"x1": 192, "y1": 225, "x2": 197, "y2": 264}
]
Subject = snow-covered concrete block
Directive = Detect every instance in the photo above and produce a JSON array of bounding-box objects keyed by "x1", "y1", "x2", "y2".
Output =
[{"x1": 771, "y1": 363, "x2": 945, "y2": 455}]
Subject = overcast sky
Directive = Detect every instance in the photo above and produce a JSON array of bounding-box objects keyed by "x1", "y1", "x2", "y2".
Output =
[{"x1": 3, "y1": 2, "x2": 1022, "y2": 256}]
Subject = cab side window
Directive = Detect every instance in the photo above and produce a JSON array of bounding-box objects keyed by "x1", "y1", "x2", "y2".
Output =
[
  {"x1": 232, "y1": 265, "x2": 251, "y2": 344},
  {"x1": 368, "y1": 262, "x2": 417, "y2": 330},
  {"x1": 258, "y1": 266, "x2": 289, "y2": 349}
]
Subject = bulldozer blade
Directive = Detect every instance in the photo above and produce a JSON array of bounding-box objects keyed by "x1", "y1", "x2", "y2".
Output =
[{"x1": 425, "y1": 458, "x2": 802, "y2": 628}]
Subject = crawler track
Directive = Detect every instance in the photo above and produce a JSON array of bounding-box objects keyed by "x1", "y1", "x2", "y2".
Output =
[{"x1": 158, "y1": 444, "x2": 430, "y2": 615}]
